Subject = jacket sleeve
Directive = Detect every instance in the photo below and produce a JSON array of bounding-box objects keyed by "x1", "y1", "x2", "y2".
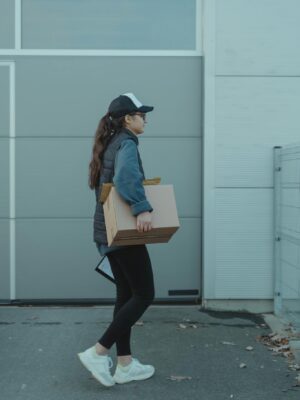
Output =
[{"x1": 113, "y1": 139, "x2": 153, "y2": 217}]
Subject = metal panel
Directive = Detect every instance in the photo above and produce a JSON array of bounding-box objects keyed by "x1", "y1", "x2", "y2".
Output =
[
  {"x1": 15, "y1": 219, "x2": 109, "y2": 299},
  {"x1": 22, "y1": 0, "x2": 196, "y2": 50},
  {"x1": 15, "y1": 138, "x2": 94, "y2": 218},
  {"x1": 140, "y1": 137, "x2": 201, "y2": 218},
  {"x1": 216, "y1": 0, "x2": 300, "y2": 75},
  {"x1": 16, "y1": 57, "x2": 202, "y2": 137},
  {"x1": 0, "y1": 0, "x2": 14, "y2": 49},
  {"x1": 0, "y1": 220, "x2": 10, "y2": 300},
  {"x1": 16, "y1": 137, "x2": 201, "y2": 218},
  {"x1": 274, "y1": 145, "x2": 300, "y2": 330},
  {"x1": 0, "y1": 139, "x2": 9, "y2": 217},
  {"x1": 15, "y1": 217, "x2": 200, "y2": 299},
  {"x1": 0, "y1": 66, "x2": 10, "y2": 137},
  {"x1": 215, "y1": 188, "x2": 273, "y2": 298},
  {"x1": 148, "y1": 218, "x2": 201, "y2": 298}
]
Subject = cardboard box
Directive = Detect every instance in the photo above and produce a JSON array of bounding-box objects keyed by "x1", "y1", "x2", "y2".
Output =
[{"x1": 103, "y1": 184, "x2": 180, "y2": 246}]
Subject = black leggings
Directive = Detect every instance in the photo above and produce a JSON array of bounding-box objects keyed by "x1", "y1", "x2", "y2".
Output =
[{"x1": 98, "y1": 244, "x2": 155, "y2": 356}]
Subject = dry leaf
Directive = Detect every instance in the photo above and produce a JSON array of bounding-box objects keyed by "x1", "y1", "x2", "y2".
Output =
[
  {"x1": 271, "y1": 344, "x2": 290, "y2": 353},
  {"x1": 289, "y1": 364, "x2": 300, "y2": 371}
]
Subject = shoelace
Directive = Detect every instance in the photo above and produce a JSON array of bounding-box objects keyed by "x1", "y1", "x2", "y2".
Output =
[{"x1": 107, "y1": 356, "x2": 113, "y2": 369}]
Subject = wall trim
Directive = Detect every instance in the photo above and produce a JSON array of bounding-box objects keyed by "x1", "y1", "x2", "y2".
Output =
[
  {"x1": 15, "y1": 0, "x2": 21, "y2": 50},
  {"x1": 5, "y1": 0, "x2": 203, "y2": 57},
  {"x1": 202, "y1": 0, "x2": 216, "y2": 301},
  {"x1": 0, "y1": 61, "x2": 16, "y2": 300},
  {"x1": 0, "y1": 49, "x2": 203, "y2": 57}
]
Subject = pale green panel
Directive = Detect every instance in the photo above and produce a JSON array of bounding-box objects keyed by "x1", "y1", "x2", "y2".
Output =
[
  {"x1": 140, "y1": 137, "x2": 201, "y2": 218},
  {"x1": 0, "y1": 139, "x2": 9, "y2": 217},
  {"x1": 0, "y1": 67, "x2": 10, "y2": 137},
  {"x1": 216, "y1": 0, "x2": 300, "y2": 75},
  {"x1": 0, "y1": 220, "x2": 10, "y2": 300},
  {"x1": 16, "y1": 57, "x2": 202, "y2": 137},
  {"x1": 0, "y1": 0, "x2": 14, "y2": 48},
  {"x1": 215, "y1": 188, "x2": 273, "y2": 299},
  {"x1": 22, "y1": 0, "x2": 196, "y2": 50},
  {"x1": 148, "y1": 218, "x2": 201, "y2": 299},
  {"x1": 16, "y1": 219, "x2": 114, "y2": 299},
  {"x1": 16, "y1": 138, "x2": 95, "y2": 218}
]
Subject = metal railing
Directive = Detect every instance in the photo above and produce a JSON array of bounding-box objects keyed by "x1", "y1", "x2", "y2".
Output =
[{"x1": 274, "y1": 144, "x2": 300, "y2": 331}]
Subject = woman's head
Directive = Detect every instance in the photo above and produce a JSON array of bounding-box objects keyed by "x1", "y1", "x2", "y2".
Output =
[
  {"x1": 123, "y1": 111, "x2": 147, "y2": 135},
  {"x1": 88, "y1": 93, "x2": 153, "y2": 190}
]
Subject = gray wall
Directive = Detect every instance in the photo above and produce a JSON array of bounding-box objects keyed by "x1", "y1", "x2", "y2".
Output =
[
  {"x1": 0, "y1": 0, "x2": 202, "y2": 302},
  {"x1": 0, "y1": 0, "x2": 14, "y2": 48},
  {"x1": 204, "y1": 0, "x2": 300, "y2": 300}
]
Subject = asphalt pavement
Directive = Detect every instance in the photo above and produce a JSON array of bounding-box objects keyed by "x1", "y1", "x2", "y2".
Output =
[{"x1": 0, "y1": 305, "x2": 300, "y2": 400}]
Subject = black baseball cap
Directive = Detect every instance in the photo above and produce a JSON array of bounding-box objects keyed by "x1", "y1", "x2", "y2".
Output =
[{"x1": 108, "y1": 92, "x2": 154, "y2": 118}]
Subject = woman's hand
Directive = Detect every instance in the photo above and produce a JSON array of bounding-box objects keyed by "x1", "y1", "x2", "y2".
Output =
[{"x1": 136, "y1": 211, "x2": 152, "y2": 232}]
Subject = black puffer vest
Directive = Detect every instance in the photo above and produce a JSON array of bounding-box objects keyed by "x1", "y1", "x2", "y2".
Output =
[{"x1": 93, "y1": 128, "x2": 145, "y2": 244}]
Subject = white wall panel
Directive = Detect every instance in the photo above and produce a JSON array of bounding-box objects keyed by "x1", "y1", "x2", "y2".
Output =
[
  {"x1": 216, "y1": 0, "x2": 300, "y2": 75},
  {"x1": 215, "y1": 77, "x2": 300, "y2": 187},
  {"x1": 215, "y1": 188, "x2": 273, "y2": 298},
  {"x1": 216, "y1": 77, "x2": 300, "y2": 146}
]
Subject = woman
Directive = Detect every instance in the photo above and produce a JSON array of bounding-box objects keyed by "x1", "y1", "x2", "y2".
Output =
[{"x1": 78, "y1": 93, "x2": 156, "y2": 387}]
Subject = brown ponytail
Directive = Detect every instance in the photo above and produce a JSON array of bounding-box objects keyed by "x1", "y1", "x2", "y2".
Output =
[{"x1": 88, "y1": 111, "x2": 126, "y2": 189}]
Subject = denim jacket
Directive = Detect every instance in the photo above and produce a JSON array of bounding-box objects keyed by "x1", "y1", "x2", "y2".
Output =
[{"x1": 97, "y1": 131, "x2": 153, "y2": 256}]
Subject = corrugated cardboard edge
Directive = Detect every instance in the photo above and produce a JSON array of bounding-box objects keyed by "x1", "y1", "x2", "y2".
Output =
[
  {"x1": 103, "y1": 190, "x2": 118, "y2": 246},
  {"x1": 99, "y1": 177, "x2": 161, "y2": 204}
]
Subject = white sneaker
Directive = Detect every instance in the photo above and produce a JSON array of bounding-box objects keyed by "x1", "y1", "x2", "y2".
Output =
[
  {"x1": 113, "y1": 357, "x2": 155, "y2": 384},
  {"x1": 77, "y1": 346, "x2": 115, "y2": 387}
]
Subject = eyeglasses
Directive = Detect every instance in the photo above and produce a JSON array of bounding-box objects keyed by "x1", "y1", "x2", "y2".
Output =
[{"x1": 130, "y1": 112, "x2": 146, "y2": 121}]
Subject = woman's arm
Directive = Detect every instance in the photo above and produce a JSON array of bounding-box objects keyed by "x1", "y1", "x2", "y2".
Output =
[{"x1": 113, "y1": 139, "x2": 153, "y2": 216}]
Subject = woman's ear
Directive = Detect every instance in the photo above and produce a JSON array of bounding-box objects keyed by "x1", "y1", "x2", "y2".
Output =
[{"x1": 124, "y1": 114, "x2": 131, "y2": 125}]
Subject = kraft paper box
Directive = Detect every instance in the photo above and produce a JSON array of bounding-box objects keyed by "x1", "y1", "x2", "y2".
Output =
[{"x1": 103, "y1": 184, "x2": 180, "y2": 246}]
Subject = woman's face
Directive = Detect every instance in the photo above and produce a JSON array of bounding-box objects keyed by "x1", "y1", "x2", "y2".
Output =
[{"x1": 124, "y1": 112, "x2": 146, "y2": 135}]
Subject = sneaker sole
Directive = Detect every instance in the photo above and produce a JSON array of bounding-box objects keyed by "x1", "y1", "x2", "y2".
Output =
[
  {"x1": 113, "y1": 369, "x2": 155, "y2": 384},
  {"x1": 77, "y1": 352, "x2": 115, "y2": 387}
]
